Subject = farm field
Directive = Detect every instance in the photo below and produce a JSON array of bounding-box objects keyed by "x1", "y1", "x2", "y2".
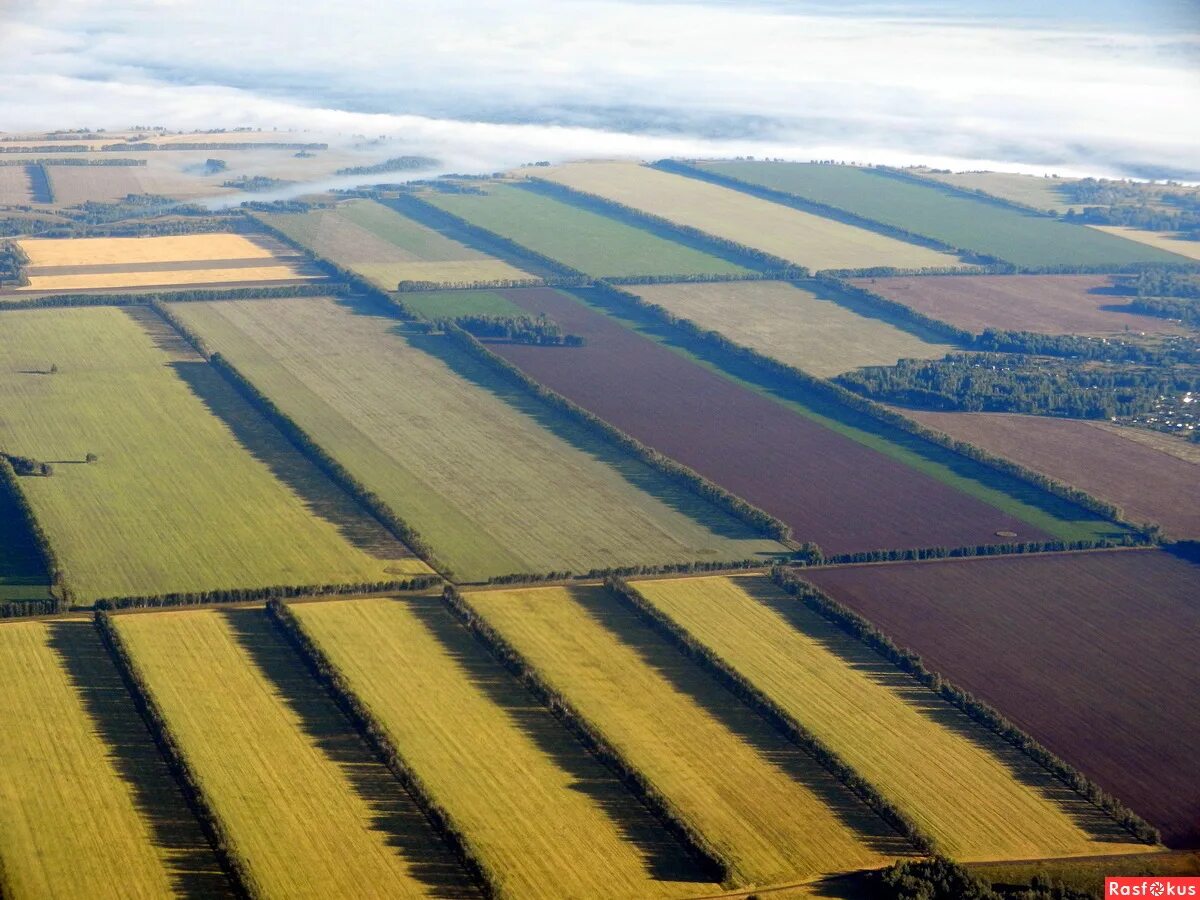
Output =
[
  {"x1": 0, "y1": 478, "x2": 50, "y2": 604},
  {"x1": 802, "y1": 549, "x2": 1200, "y2": 848},
  {"x1": 466, "y1": 585, "x2": 905, "y2": 886},
  {"x1": 902, "y1": 410, "x2": 1200, "y2": 539},
  {"x1": 0, "y1": 306, "x2": 423, "y2": 602},
  {"x1": 115, "y1": 607, "x2": 472, "y2": 899},
  {"x1": 847, "y1": 274, "x2": 1185, "y2": 336},
  {"x1": 537, "y1": 162, "x2": 967, "y2": 271},
  {"x1": 488, "y1": 286, "x2": 1123, "y2": 552},
  {"x1": 17, "y1": 233, "x2": 280, "y2": 266},
  {"x1": 398, "y1": 288, "x2": 527, "y2": 319},
  {"x1": 0, "y1": 165, "x2": 35, "y2": 204},
  {"x1": 634, "y1": 280, "x2": 955, "y2": 377},
  {"x1": 693, "y1": 161, "x2": 1191, "y2": 268},
  {"x1": 0, "y1": 619, "x2": 229, "y2": 900},
  {"x1": 291, "y1": 596, "x2": 715, "y2": 899},
  {"x1": 46, "y1": 166, "x2": 147, "y2": 205},
  {"x1": 1087, "y1": 226, "x2": 1200, "y2": 262},
  {"x1": 169, "y1": 296, "x2": 782, "y2": 581},
  {"x1": 422, "y1": 181, "x2": 750, "y2": 278},
  {"x1": 633, "y1": 574, "x2": 1152, "y2": 862},
  {"x1": 910, "y1": 170, "x2": 1077, "y2": 213},
  {"x1": 258, "y1": 199, "x2": 534, "y2": 288},
  {"x1": 17, "y1": 265, "x2": 319, "y2": 292}
]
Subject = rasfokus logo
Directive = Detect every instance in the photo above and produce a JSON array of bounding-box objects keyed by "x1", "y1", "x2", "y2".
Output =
[{"x1": 1107, "y1": 878, "x2": 1200, "y2": 897}]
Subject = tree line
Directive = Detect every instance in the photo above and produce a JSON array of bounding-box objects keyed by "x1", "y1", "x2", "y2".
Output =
[
  {"x1": 771, "y1": 567, "x2": 1162, "y2": 844},
  {"x1": 334, "y1": 156, "x2": 438, "y2": 177},
  {"x1": 1, "y1": 281, "x2": 335, "y2": 312},
  {"x1": 0, "y1": 158, "x2": 146, "y2": 167},
  {"x1": 607, "y1": 575, "x2": 938, "y2": 855},
  {"x1": 875, "y1": 857, "x2": 1095, "y2": 899},
  {"x1": 815, "y1": 537, "x2": 1142, "y2": 567},
  {"x1": 441, "y1": 584, "x2": 730, "y2": 883},
  {"x1": 93, "y1": 609, "x2": 256, "y2": 897},
  {"x1": 480, "y1": 557, "x2": 773, "y2": 587},
  {"x1": 450, "y1": 314, "x2": 583, "y2": 346},
  {"x1": 0, "y1": 455, "x2": 70, "y2": 611},
  {"x1": 266, "y1": 598, "x2": 498, "y2": 898},
  {"x1": 92, "y1": 577, "x2": 439, "y2": 612}
]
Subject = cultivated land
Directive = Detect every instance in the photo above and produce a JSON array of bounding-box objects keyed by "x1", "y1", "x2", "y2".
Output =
[
  {"x1": 0, "y1": 620, "x2": 228, "y2": 900},
  {"x1": 17, "y1": 233, "x2": 279, "y2": 266},
  {"x1": 903, "y1": 410, "x2": 1200, "y2": 539},
  {"x1": 694, "y1": 161, "x2": 1190, "y2": 268},
  {"x1": 467, "y1": 585, "x2": 904, "y2": 887},
  {"x1": 634, "y1": 574, "x2": 1151, "y2": 862},
  {"x1": 0, "y1": 165, "x2": 34, "y2": 204},
  {"x1": 398, "y1": 288, "x2": 527, "y2": 319},
  {"x1": 170, "y1": 296, "x2": 782, "y2": 581},
  {"x1": 635, "y1": 280, "x2": 955, "y2": 377},
  {"x1": 489, "y1": 287, "x2": 1122, "y2": 553},
  {"x1": 910, "y1": 170, "x2": 1077, "y2": 213},
  {"x1": 0, "y1": 482, "x2": 50, "y2": 604},
  {"x1": 538, "y1": 162, "x2": 967, "y2": 272},
  {"x1": 802, "y1": 550, "x2": 1200, "y2": 848},
  {"x1": 423, "y1": 182, "x2": 749, "y2": 278},
  {"x1": 17, "y1": 265, "x2": 318, "y2": 292},
  {"x1": 1088, "y1": 226, "x2": 1200, "y2": 262},
  {"x1": 0, "y1": 306, "x2": 424, "y2": 602},
  {"x1": 848, "y1": 274, "x2": 1185, "y2": 336},
  {"x1": 116, "y1": 608, "x2": 472, "y2": 899},
  {"x1": 259, "y1": 199, "x2": 533, "y2": 288},
  {"x1": 292, "y1": 596, "x2": 715, "y2": 899}
]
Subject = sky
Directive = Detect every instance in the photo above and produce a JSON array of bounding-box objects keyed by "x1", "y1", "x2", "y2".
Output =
[{"x1": 0, "y1": 0, "x2": 1197, "y2": 179}]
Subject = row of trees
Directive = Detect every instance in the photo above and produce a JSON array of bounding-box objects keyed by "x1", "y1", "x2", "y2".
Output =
[
  {"x1": 92, "y1": 577, "x2": 439, "y2": 611},
  {"x1": 93, "y1": 609, "x2": 254, "y2": 896},
  {"x1": 816, "y1": 537, "x2": 1142, "y2": 567},
  {"x1": 451, "y1": 314, "x2": 583, "y2": 345},
  {"x1": 875, "y1": 858, "x2": 1094, "y2": 899},
  {"x1": 266, "y1": 599, "x2": 496, "y2": 897},
  {"x1": 607, "y1": 575, "x2": 938, "y2": 855},
  {"x1": 442, "y1": 584, "x2": 730, "y2": 882},
  {"x1": 0, "y1": 158, "x2": 146, "y2": 167},
  {"x1": 3, "y1": 281, "x2": 335, "y2": 311},
  {"x1": 334, "y1": 156, "x2": 437, "y2": 177},
  {"x1": 481, "y1": 557, "x2": 772, "y2": 587},
  {"x1": 771, "y1": 567, "x2": 1162, "y2": 844},
  {"x1": 0, "y1": 455, "x2": 70, "y2": 611}
]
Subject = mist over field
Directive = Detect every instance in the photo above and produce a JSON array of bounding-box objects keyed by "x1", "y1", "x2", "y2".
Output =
[{"x1": 0, "y1": 0, "x2": 1197, "y2": 177}]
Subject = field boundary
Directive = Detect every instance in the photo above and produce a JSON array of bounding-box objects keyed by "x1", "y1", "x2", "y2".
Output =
[
  {"x1": 770, "y1": 566, "x2": 1162, "y2": 845},
  {"x1": 442, "y1": 584, "x2": 732, "y2": 885},
  {"x1": 606, "y1": 575, "x2": 935, "y2": 855},
  {"x1": 93, "y1": 609, "x2": 255, "y2": 898},
  {"x1": 265, "y1": 599, "x2": 496, "y2": 897},
  {"x1": 0, "y1": 455, "x2": 65, "y2": 614},
  {"x1": 0, "y1": 281, "x2": 339, "y2": 310}
]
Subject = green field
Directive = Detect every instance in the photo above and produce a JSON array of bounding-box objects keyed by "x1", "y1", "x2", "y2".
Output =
[
  {"x1": 0, "y1": 619, "x2": 228, "y2": 899},
  {"x1": 634, "y1": 280, "x2": 955, "y2": 377},
  {"x1": 398, "y1": 288, "x2": 527, "y2": 319},
  {"x1": 0, "y1": 306, "x2": 425, "y2": 602},
  {"x1": 292, "y1": 596, "x2": 715, "y2": 899},
  {"x1": 467, "y1": 585, "x2": 907, "y2": 887},
  {"x1": 422, "y1": 182, "x2": 750, "y2": 278},
  {"x1": 912, "y1": 170, "x2": 1077, "y2": 213},
  {"x1": 169, "y1": 296, "x2": 783, "y2": 582},
  {"x1": 694, "y1": 161, "x2": 1190, "y2": 268},
  {"x1": 258, "y1": 199, "x2": 533, "y2": 288},
  {"x1": 633, "y1": 575, "x2": 1152, "y2": 862},
  {"x1": 0, "y1": 477, "x2": 50, "y2": 604},
  {"x1": 116, "y1": 608, "x2": 471, "y2": 899}
]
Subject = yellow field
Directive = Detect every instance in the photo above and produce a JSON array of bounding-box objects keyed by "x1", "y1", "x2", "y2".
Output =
[
  {"x1": 115, "y1": 608, "x2": 470, "y2": 900},
  {"x1": 633, "y1": 575, "x2": 1153, "y2": 862},
  {"x1": 291, "y1": 596, "x2": 717, "y2": 900},
  {"x1": 466, "y1": 586, "x2": 905, "y2": 888},
  {"x1": 633, "y1": 281, "x2": 954, "y2": 377},
  {"x1": 18, "y1": 265, "x2": 316, "y2": 292},
  {"x1": 0, "y1": 620, "x2": 223, "y2": 899},
  {"x1": 915, "y1": 170, "x2": 1076, "y2": 213},
  {"x1": 1086, "y1": 226, "x2": 1200, "y2": 262},
  {"x1": 17, "y1": 233, "x2": 277, "y2": 267},
  {"x1": 536, "y1": 162, "x2": 966, "y2": 271}
]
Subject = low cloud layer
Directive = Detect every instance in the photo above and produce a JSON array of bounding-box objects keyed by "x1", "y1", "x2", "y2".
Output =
[{"x1": 1, "y1": 0, "x2": 1197, "y2": 178}]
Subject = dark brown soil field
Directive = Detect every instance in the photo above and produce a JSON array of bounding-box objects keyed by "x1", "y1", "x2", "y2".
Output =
[
  {"x1": 905, "y1": 410, "x2": 1200, "y2": 539},
  {"x1": 849, "y1": 275, "x2": 1186, "y2": 336},
  {"x1": 491, "y1": 287, "x2": 1054, "y2": 554},
  {"x1": 803, "y1": 549, "x2": 1200, "y2": 847}
]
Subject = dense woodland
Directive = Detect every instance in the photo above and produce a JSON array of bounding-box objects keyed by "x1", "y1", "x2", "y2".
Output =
[{"x1": 1061, "y1": 179, "x2": 1200, "y2": 235}]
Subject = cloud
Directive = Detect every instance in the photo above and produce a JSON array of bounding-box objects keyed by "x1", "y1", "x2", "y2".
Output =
[{"x1": 0, "y1": 0, "x2": 1197, "y2": 178}]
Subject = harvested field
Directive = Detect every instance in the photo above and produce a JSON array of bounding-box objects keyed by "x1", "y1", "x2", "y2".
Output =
[
  {"x1": 468, "y1": 585, "x2": 904, "y2": 886},
  {"x1": 423, "y1": 182, "x2": 749, "y2": 278},
  {"x1": 0, "y1": 165, "x2": 35, "y2": 204},
  {"x1": 635, "y1": 280, "x2": 955, "y2": 377},
  {"x1": 848, "y1": 274, "x2": 1185, "y2": 336},
  {"x1": 694, "y1": 161, "x2": 1190, "y2": 268},
  {"x1": 538, "y1": 162, "x2": 966, "y2": 272},
  {"x1": 903, "y1": 410, "x2": 1200, "y2": 539},
  {"x1": 258, "y1": 199, "x2": 533, "y2": 289},
  {"x1": 115, "y1": 608, "x2": 471, "y2": 899},
  {"x1": 1088, "y1": 226, "x2": 1200, "y2": 262},
  {"x1": 0, "y1": 306, "x2": 424, "y2": 602},
  {"x1": 634, "y1": 574, "x2": 1149, "y2": 862},
  {"x1": 17, "y1": 233, "x2": 279, "y2": 266},
  {"x1": 802, "y1": 549, "x2": 1200, "y2": 847},
  {"x1": 18, "y1": 264, "x2": 317, "y2": 292},
  {"x1": 0, "y1": 619, "x2": 229, "y2": 899},
  {"x1": 169, "y1": 296, "x2": 781, "y2": 581},
  {"x1": 292, "y1": 596, "x2": 715, "y2": 899},
  {"x1": 487, "y1": 286, "x2": 1123, "y2": 552},
  {"x1": 45, "y1": 166, "x2": 144, "y2": 205},
  {"x1": 911, "y1": 170, "x2": 1076, "y2": 213}
]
